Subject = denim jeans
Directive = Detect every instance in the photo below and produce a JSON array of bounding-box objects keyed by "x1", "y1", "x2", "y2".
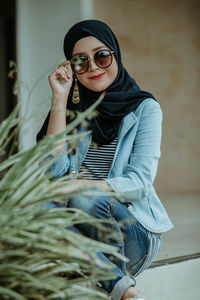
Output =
[{"x1": 66, "y1": 191, "x2": 162, "y2": 300}]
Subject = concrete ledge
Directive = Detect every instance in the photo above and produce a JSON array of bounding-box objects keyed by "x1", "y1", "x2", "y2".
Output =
[{"x1": 150, "y1": 252, "x2": 200, "y2": 268}]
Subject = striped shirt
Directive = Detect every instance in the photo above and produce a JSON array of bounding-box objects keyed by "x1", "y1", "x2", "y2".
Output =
[{"x1": 79, "y1": 138, "x2": 117, "y2": 179}]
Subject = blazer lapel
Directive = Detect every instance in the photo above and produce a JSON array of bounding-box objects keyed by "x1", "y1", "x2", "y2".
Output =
[{"x1": 117, "y1": 112, "x2": 137, "y2": 142}]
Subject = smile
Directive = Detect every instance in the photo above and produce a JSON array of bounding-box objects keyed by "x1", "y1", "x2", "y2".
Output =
[{"x1": 88, "y1": 73, "x2": 105, "y2": 80}]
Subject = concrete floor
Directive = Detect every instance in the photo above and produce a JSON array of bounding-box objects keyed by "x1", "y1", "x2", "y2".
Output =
[
  {"x1": 136, "y1": 258, "x2": 200, "y2": 300},
  {"x1": 153, "y1": 193, "x2": 200, "y2": 261}
]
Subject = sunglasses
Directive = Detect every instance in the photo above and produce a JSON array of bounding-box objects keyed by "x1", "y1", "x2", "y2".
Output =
[{"x1": 70, "y1": 49, "x2": 114, "y2": 74}]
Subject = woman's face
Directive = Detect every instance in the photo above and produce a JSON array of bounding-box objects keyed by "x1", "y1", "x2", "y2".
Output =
[{"x1": 72, "y1": 36, "x2": 118, "y2": 92}]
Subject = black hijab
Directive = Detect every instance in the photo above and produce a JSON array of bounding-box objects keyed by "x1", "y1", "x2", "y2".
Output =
[{"x1": 37, "y1": 19, "x2": 156, "y2": 144}]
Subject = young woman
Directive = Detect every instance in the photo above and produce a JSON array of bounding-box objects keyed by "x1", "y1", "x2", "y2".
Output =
[{"x1": 37, "y1": 20, "x2": 173, "y2": 300}]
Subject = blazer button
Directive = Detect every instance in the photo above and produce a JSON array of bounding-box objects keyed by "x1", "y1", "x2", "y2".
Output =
[{"x1": 128, "y1": 204, "x2": 133, "y2": 212}]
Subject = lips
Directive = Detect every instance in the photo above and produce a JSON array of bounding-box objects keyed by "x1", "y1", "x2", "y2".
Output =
[{"x1": 88, "y1": 72, "x2": 105, "y2": 80}]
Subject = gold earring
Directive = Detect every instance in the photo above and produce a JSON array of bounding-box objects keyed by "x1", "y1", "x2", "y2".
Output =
[{"x1": 72, "y1": 77, "x2": 80, "y2": 104}]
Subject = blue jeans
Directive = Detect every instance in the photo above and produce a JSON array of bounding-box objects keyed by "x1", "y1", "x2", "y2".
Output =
[{"x1": 66, "y1": 191, "x2": 162, "y2": 300}]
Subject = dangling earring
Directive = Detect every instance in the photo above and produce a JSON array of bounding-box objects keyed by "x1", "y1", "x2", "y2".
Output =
[{"x1": 72, "y1": 76, "x2": 80, "y2": 104}]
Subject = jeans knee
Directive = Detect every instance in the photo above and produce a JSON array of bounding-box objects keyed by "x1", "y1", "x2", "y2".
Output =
[
  {"x1": 68, "y1": 194, "x2": 114, "y2": 219},
  {"x1": 90, "y1": 195, "x2": 114, "y2": 218}
]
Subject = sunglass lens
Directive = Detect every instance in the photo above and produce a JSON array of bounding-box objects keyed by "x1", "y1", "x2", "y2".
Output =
[
  {"x1": 71, "y1": 55, "x2": 88, "y2": 74},
  {"x1": 95, "y1": 50, "x2": 112, "y2": 68}
]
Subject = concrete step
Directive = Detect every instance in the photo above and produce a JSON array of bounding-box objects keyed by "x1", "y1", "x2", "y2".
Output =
[{"x1": 136, "y1": 256, "x2": 200, "y2": 300}]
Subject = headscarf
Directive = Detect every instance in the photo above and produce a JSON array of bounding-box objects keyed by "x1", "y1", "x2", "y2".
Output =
[{"x1": 37, "y1": 19, "x2": 156, "y2": 144}]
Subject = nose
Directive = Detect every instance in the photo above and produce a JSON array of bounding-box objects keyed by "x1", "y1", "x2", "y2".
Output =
[{"x1": 88, "y1": 56, "x2": 98, "y2": 72}]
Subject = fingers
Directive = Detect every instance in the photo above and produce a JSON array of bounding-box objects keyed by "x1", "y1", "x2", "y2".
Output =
[
  {"x1": 57, "y1": 61, "x2": 71, "y2": 68},
  {"x1": 58, "y1": 61, "x2": 72, "y2": 75},
  {"x1": 56, "y1": 67, "x2": 69, "y2": 82},
  {"x1": 49, "y1": 61, "x2": 72, "y2": 83}
]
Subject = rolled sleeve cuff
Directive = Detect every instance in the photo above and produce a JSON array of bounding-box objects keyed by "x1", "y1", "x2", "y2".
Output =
[
  {"x1": 105, "y1": 177, "x2": 146, "y2": 202},
  {"x1": 110, "y1": 275, "x2": 136, "y2": 300}
]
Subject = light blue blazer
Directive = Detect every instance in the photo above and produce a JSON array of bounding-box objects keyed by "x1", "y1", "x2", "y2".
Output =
[{"x1": 47, "y1": 98, "x2": 174, "y2": 233}]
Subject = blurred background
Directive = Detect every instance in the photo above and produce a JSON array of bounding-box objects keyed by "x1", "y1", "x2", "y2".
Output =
[{"x1": 0, "y1": 1, "x2": 199, "y2": 299}]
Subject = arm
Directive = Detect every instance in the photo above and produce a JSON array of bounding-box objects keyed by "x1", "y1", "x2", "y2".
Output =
[
  {"x1": 36, "y1": 62, "x2": 73, "y2": 177},
  {"x1": 47, "y1": 61, "x2": 73, "y2": 151},
  {"x1": 55, "y1": 179, "x2": 113, "y2": 194},
  {"x1": 105, "y1": 101, "x2": 162, "y2": 200}
]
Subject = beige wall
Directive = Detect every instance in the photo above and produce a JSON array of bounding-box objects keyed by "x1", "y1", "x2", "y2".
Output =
[{"x1": 94, "y1": 0, "x2": 200, "y2": 194}]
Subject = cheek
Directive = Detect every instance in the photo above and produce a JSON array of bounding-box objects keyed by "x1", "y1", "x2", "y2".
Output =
[
  {"x1": 112, "y1": 60, "x2": 118, "y2": 79},
  {"x1": 76, "y1": 75, "x2": 87, "y2": 86}
]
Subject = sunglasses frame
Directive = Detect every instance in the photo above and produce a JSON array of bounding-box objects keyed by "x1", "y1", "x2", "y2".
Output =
[{"x1": 71, "y1": 49, "x2": 115, "y2": 74}]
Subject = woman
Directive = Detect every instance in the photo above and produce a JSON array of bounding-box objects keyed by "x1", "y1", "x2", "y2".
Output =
[{"x1": 37, "y1": 20, "x2": 173, "y2": 300}]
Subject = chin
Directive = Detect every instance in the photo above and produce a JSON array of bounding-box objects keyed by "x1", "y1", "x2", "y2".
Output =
[
  {"x1": 91, "y1": 87, "x2": 106, "y2": 92},
  {"x1": 89, "y1": 83, "x2": 110, "y2": 92}
]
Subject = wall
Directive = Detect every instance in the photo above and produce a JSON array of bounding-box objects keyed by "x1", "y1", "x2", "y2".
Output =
[
  {"x1": 93, "y1": 0, "x2": 200, "y2": 194},
  {"x1": 16, "y1": 0, "x2": 93, "y2": 150}
]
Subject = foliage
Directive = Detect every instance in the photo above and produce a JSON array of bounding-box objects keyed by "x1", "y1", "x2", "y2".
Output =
[{"x1": 0, "y1": 94, "x2": 126, "y2": 299}]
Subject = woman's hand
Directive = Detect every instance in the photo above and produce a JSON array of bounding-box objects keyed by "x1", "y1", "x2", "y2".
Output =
[{"x1": 48, "y1": 61, "x2": 73, "y2": 104}]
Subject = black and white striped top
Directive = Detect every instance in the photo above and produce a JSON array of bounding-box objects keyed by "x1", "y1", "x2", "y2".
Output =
[{"x1": 79, "y1": 138, "x2": 117, "y2": 179}]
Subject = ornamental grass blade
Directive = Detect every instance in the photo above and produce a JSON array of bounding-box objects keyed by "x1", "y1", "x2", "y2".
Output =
[
  {"x1": 0, "y1": 103, "x2": 20, "y2": 148},
  {"x1": 0, "y1": 287, "x2": 27, "y2": 300}
]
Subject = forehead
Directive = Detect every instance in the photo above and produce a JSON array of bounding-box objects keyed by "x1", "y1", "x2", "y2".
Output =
[{"x1": 72, "y1": 36, "x2": 108, "y2": 55}]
